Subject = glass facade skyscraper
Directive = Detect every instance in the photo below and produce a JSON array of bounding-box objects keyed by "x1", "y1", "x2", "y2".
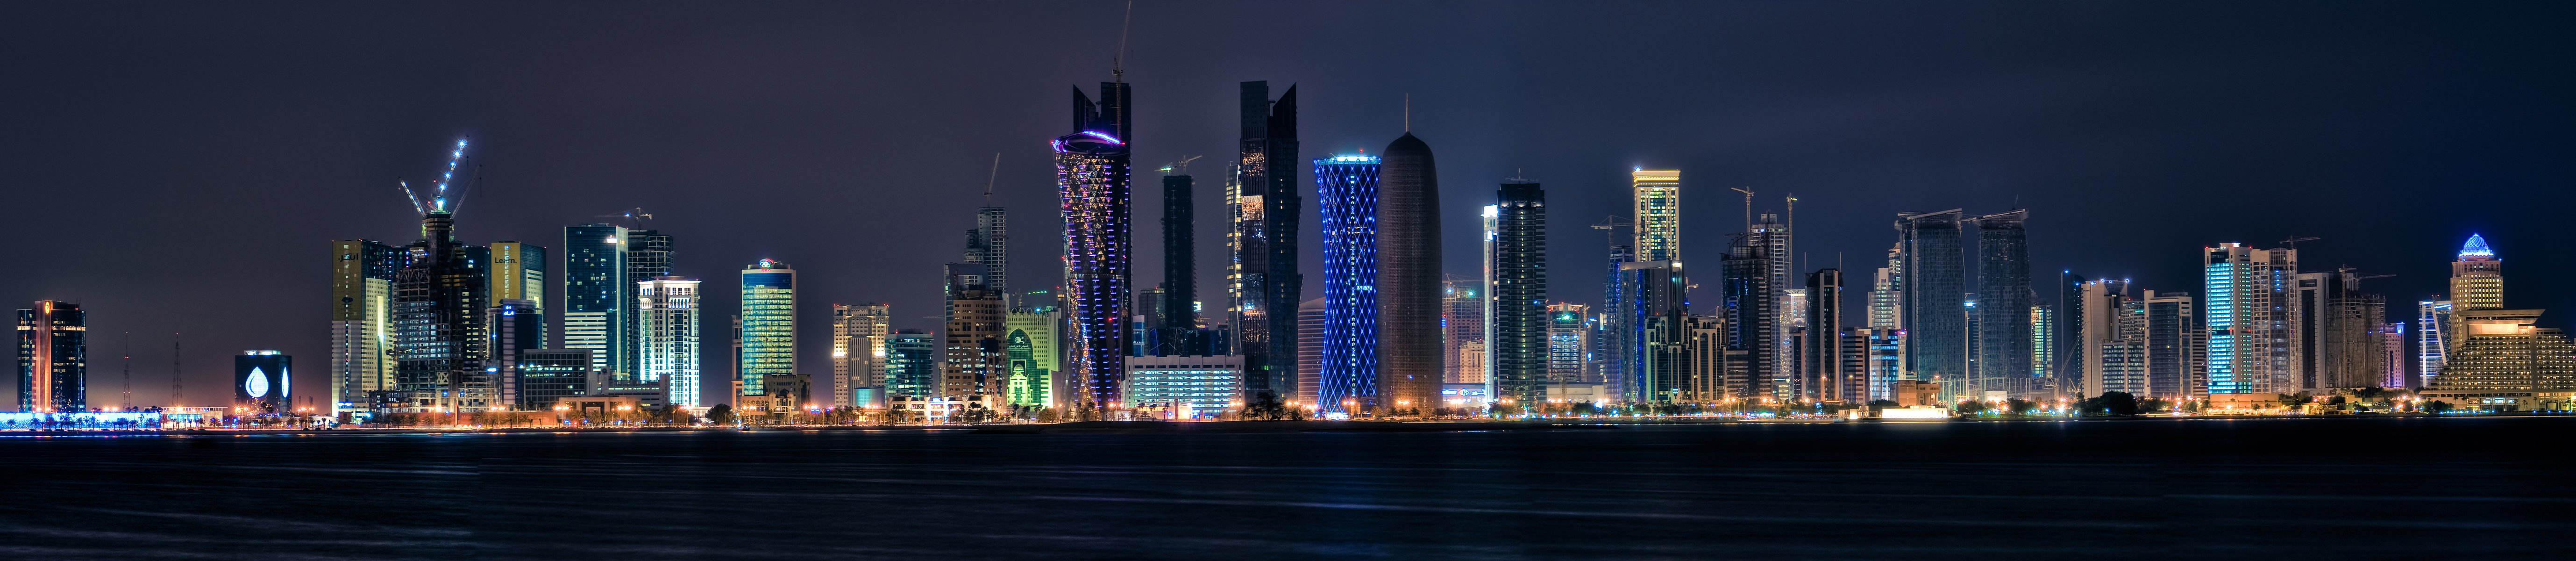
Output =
[
  {"x1": 1971, "y1": 209, "x2": 2032, "y2": 397},
  {"x1": 885, "y1": 330, "x2": 938, "y2": 399},
  {"x1": 1490, "y1": 181, "x2": 1547, "y2": 407},
  {"x1": 833, "y1": 303, "x2": 892, "y2": 408},
  {"x1": 1315, "y1": 153, "x2": 1381, "y2": 415},
  {"x1": 1631, "y1": 170, "x2": 1681, "y2": 263},
  {"x1": 562, "y1": 225, "x2": 629, "y2": 377},
  {"x1": 17, "y1": 301, "x2": 86, "y2": 413},
  {"x1": 1895, "y1": 210, "x2": 1967, "y2": 397},
  {"x1": 330, "y1": 239, "x2": 404, "y2": 414},
  {"x1": 392, "y1": 212, "x2": 492, "y2": 412},
  {"x1": 639, "y1": 277, "x2": 700, "y2": 406},
  {"x1": 738, "y1": 259, "x2": 796, "y2": 399},
  {"x1": 1228, "y1": 81, "x2": 1301, "y2": 404},
  {"x1": 2203, "y1": 243, "x2": 2296, "y2": 394},
  {"x1": 1057, "y1": 81, "x2": 1132, "y2": 410}
]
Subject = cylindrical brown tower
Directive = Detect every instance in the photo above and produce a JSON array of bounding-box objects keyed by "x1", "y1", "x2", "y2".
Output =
[{"x1": 1376, "y1": 133, "x2": 1441, "y2": 413}]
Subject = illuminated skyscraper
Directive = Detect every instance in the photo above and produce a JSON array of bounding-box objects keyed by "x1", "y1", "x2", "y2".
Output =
[
  {"x1": 1895, "y1": 210, "x2": 1967, "y2": 397},
  {"x1": 884, "y1": 330, "x2": 938, "y2": 399},
  {"x1": 1804, "y1": 269, "x2": 1856, "y2": 403},
  {"x1": 17, "y1": 301, "x2": 86, "y2": 413},
  {"x1": 2053, "y1": 271, "x2": 2087, "y2": 396},
  {"x1": 2418, "y1": 299, "x2": 2453, "y2": 388},
  {"x1": 1315, "y1": 153, "x2": 1381, "y2": 415},
  {"x1": 2030, "y1": 304, "x2": 2055, "y2": 381},
  {"x1": 392, "y1": 210, "x2": 492, "y2": 413},
  {"x1": 942, "y1": 263, "x2": 1006, "y2": 398},
  {"x1": 2448, "y1": 234, "x2": 2503, "y2": 359},
  {"x1": 562, "y1": 224, "x2": 630, "y2": 377},
  {"x1": 1057, "y1": 80, "x2": 1132, "y2": 410},
  {"x1": 488, "y1": 242, "x2": 547, "y2": 314},
  {"x1": 1598, "y1": 244, "x2": 1633, "y2": 397},
  {"x1": 624, "y1": 229, "x2": 674, "y2": 377},
  {"x1": 1971, "y1": 210, "x2": 2032, "y2": 397},
  {"x1": 638, "y1": 277, "x2": 700, "y2": 406},
  {"x1": 738, "y1": 259, "x2": 796, "y2": 402},
  {"x1": 330, "y1": 239, "x2": 404, "y2": 415},
  {"x1": 2076, "y1": 279, "x2": 2132, "y2": 398},
  {"x1": 1443, "y1": 278, "x2": 1485, "y2": 384},
  {"x1": 965, "y1": 207, "x2": 1009, "y2": 303},
  {"x1": 1546, "y1": 303, "x2": 1592, "y2": 384},
  {"x1": 1626, "y1": 260, "x2": 1689, "y2": 403},
  {"x1": 1721, "y1": 232, "x2": 1776, "y2": 403},
  {"x1": 1295, "y1": 297, "x2": 1325, "y2": 410},
  {"x1": 1005, "y1": 309, "x2": 1058, "y2": 408},
  {"x1": 1229, "y1": 81, "x2": 1301, "y2": 404},
  {"x1": 1377, "y1": 134, "x2": 1444, "y2": 413},
  {"x1": 487, "y1": 299, "x2": 543, "y2": 408},
  {"x1": 2141, "y1": 291, "x2": 2200, "y2": 400},
  {"x1": 1631, "y1": 170, "x2": 1681, "y2": 263},
  {"x1": 832, "y1": 303, "x2": 892, "y2": 409},
  {"x1": 233, "y1": 351, "x2": 289, "y2": 416},
  {"x1": 1490, "y1": 181, "x2": 1547, "y2": 407},
  {"x1": 2422, "y1": 309, "x2": 2576, "y2": 410},
  {"x1": 2204, "y1": 243, "x2": 2297, "y2": 394}
]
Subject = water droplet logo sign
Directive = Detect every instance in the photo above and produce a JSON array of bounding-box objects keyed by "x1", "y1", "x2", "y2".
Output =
[{"x1": 244, "y1": 367, "x2": 270, "y2": 398}]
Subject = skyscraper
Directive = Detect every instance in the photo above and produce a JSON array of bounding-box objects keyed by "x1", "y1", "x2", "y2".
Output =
[
  {"x1": 2142, "y1": 291, "x2": 2199, "y2": 400},
  {"x1": 2204, "y1": 243, "x2": 2297, "y2": 394},
  {"x1": 885, "y1": 330, "x2": 938, "y2": 399},
  {"x1": 330, "y1": 240, "x2": 404, "y2": 415},
  {"x1": 1597, "y1": 243, "x2": 1634, "y2": 398},
  {"x1": 487, "y1": 299, "x2": 543, "y2": 409},
  {"x1": 1004, "y1": 308, "x2": 1058, "y2": 409},
  {"x1": 2077, "y1": 278, "x2": 2133, "y2": 398},
  {"x1": 1546, "y1": 303, "x2": 1592, "y2": 385},
  {"x1": 1490, "y1": 180, "x2": 1548, "y2": 408},
  {"x1": 1971, "y1": 210, "x2": 2032, "y2": 397},
  {"x1": 1377, "y1": 134, "x2": 1444, "y2": 413},
  {"x1": 1721, "y1": 232, "x2": 1777, "y2": 403},
  {"x1": 2293, "y1": 269, "x2": 2389, "y2": 393},
  {"x1": 638, "y1": 277, "x2": 700, "y2": 406},
  {"x1": 392, "y1": 210, "x2": 492, "y2": 413},
  {"x1": 965, "y1": 206, "x2": 1009, "y2": 304},
  {"x1": 942, "y1": 263, "x2": 1006, "y2": 399},
  {"x1": 738, "y1": 259, "x2": 796, "y2": 404},
  {"x1": 1896, "y1": 210, "x2": 1968, "y2": 397},
  {"x1": 2054, "y1": 271, "x2": 2088, "y2": 396},
  {"x1": 1057, "y1": 81, "x2": 1132, "y2": 410},
  {"x1": 1160, "y1": 165, "x2": 1195, "y2": 331},
  {"x1": 562, "y1": 225, "x2": 630, "y2": 378},
  {"x1": 1228, "y1": 81, "x2": 1301, "y2": 405},
  {"x1": 1442, "y1": 278, "x2": 1485, "y2": 384},
  {"x1": 1804, "y1": 269, "x2": 1855, "y2": 403},
  {"x1": 1295, "y1": 297, "x2": 1325, "y2": 410},
  {"x1": 2448, "y1": 234, "x2": 2503, "y2": 357},
  {"x1": 625, "y1": 229, "x2": 675, "y2": 379},
  {"x1": 488, "y1": 242, "x2": 547, "y2": 313},
  {"x1": 1631, "y1": 170, "x2": 1681, "y2": 263},
  {"x1": 1626, "y1": 261, "x2": 1689, "y2": 403},
  {"x1": 1315, "y1": 153, "x2": 1381, "y2": 415},
  {"x1": 832, "y1": 303, "x2": 892, "y2": 409},
  {"x1": 18, "y1": 301, "x2": 85, "y2": 413},
  {"x1": 2418, "y1": 298, "x2": 2453, "y2": 388}
]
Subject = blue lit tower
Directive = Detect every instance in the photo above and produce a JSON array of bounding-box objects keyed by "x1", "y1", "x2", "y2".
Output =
[
  {"x1": 1314, "y1": 153, "x2": 1381, "y2": 415},
  {"x1": 17, "y1": 301, "x2": 86, "y2": 413},
  {"x1": 1895, "y1": 209, "x2": 1967, "y2": 397},
  {"x1": 1376, "y1": 134, "x2": 1444, "y2": 413},
  {"x1": 1230, "y1": 81, "x2": 1301, "y2": 404},
  {"x1": 1056, "y1": 80, "x2": 1132, "y2": 410}
]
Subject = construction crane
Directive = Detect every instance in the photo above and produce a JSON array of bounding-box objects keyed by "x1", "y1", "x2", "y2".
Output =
[
  {"x1": 1162, "y1": 154, "x2": 1203, "y2": 175},
  {"x1": 596, "y1": 208, "x2": 655, "y2": 229},
  {"x1": 2283, "y1": 236, "x2": 2320, "y2": 249},
  {"x1": 1729, "y1": 187, "x2": 1756, "y2": 230},
  {"x1": 1591, "y1": 215, "x2": 1633, "y2": 255}
]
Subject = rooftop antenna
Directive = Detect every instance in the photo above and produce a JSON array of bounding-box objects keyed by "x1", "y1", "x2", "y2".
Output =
[
  {"x1": 983, "y1": 152, "x2": 1003, "y2": 205},
  {"x1": 1403, "y1": 94, "x2": 1411, "y2": 132},
  {"x1": 1111, "y1": 0, "x2": 1133, "y2": 83},
  {"x1": 121, "y1": 332, "x2": 132, "y2": 411},
  {"x1": 1729, "y1": 187, "x2": 1755, "y2": 231},
  {"x1": 169, "y1": 333, "x2": 182, "y2": 409}
]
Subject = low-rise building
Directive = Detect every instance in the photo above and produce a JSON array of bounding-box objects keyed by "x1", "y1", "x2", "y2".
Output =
[{"x1": 1123, "y1": 355, "x2": 1245, "y2": 420}]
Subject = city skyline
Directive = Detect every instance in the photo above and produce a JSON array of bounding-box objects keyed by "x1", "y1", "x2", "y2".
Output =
[{"x1": 4, "y1": 1, "x2": 2568, "y2": 406}]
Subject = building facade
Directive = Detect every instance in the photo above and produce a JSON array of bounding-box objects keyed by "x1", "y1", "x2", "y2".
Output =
[
  {"x1": 1896, "y1": 210, "x2": 1967, "y2": 397},
  {"x1": 17, "y1": 301, "x2": 86, "y2": 413},
  {"x1": 1315, "y1": 153, "x2": 1381, "y2": 415},
  {"x1": 737, "y1": 260, "x2": 797, "y2": 403},
  {"x1": 1375, "y1": 134, "x2": 1443, "y2": 414},
  {"x1": 2205, "y1": 243, "x2": 2298, "y2": 394},
  {"x1": 833, "y1": 303, "x2": 893, "y2": 409},
  {"x1": 942, "y1": 263, "x2": 1006, "y2": 399},
  {"x1": 1971, "y1": 210, "x2": 2033, "y2": 397},
  {"x1": 1057, "y1": 81, "x2": 1132, "y2": 410},
  {"x1": 562, "y1": 225, "x2": 630, "y2": 378},
  {"x1": 232, "y1": 351, "x2": 290, "y2": 416},
  {"x1": 638, "y1": 277, "x2": 700, "y2": 406},
  {"x1": 330, "y1": 240, "x2": 404, "y2": 414},
  {"x1": 1122, "y1": 355, "x2": 1247, "y2": 419},
  {"x1": 1228, "y1": 80, "x2": 1301, "y2": 406},
  {"x1": 1490, "y1": 181, "x2": 1548, "y2": 409}
]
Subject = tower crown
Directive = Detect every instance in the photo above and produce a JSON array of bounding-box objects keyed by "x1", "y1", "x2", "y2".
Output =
[{"x1": 2459, "y1": 233, "x2": 2496, "y2": 259}]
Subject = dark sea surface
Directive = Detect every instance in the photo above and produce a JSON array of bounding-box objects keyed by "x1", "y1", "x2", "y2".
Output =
[{"x1": 2, "y1": 417, "x2": 2569, "y2": 560}]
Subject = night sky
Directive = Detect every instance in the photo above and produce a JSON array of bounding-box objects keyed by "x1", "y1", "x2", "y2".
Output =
[{"x1": 4, "y1": 1, "x2": 2569, "y2": 409}]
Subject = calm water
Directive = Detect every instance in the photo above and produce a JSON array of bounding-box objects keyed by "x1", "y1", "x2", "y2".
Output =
[{"x1": 2, "y1": 417, "x2": 2568, "y2": 560}]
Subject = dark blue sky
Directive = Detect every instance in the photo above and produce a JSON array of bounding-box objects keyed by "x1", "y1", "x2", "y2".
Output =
[{"x1": 3, "y1": 1, "x2": 2568, "y2": 407}]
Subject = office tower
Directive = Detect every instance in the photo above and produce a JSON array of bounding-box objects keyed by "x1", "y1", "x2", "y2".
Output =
[
  {"x1": 1546, "y1": 303, "x2": 1593, "y2": 385},
  {"x1": 486, "y1": 299, "x2": 544, "y2": 409},
  {"x1": 965, "y1": 206, "x2": 1009, "y2": 303},
  {"x1": 1315, "y1": 153, "x2": 1382, "y2": 415},
  {"x1": 488, "y1": 242, "x2": 547, "y2": 313},
  {"x1": 1005, "y1": 309, "x2": 1059, "y2": 408},
  {"x1": 1123, "y1": 355, "x2": 1248, "y2": 419},
  {"x1": 2380, "y1": 323, "x2": 2410, "y2": 389},
  {"x1": 1859, "y1": 328, "x2": 1904, "y2": 401},
  {"x1": 2417, "y1": 299, "x2": 2453, "y2": 388},
  {"x1": 1134, "y1": 287, "x2": 1168, "y2": 334},
  {"x1": 1443, "y1": 279, "x2": 1485, "y2": 384},
  {"x1": 1870, "y1": 247, "x2": 1903, "y2": 330},
  {"x1": 1295, "y1": 297, "x2": 1325, "y2": 410},
  {"x1": 517, "y1": 349, "x2": 594, "y2": 410},
  {"x1": 832, "y1": 303, "x2": 893, "y2": 409},
  {"x1": 625, "y1": 229, "x2": 674, "y2": 378},
  {"x1": 2076, "y1": 279, "x2": 2132, "y2": 398},
  {"x1": 2054, "y1": 272, "x2": 2088, "y2": 396},
  {"x1": 1377, "y1": 134, "x2": 1444, "y2": 413},
  {"x1": 1597, "y1": 244, "x2": 1634, "y2": 397},
  {"x1": 18, "y1": 302, "x2": 86, "y2": 413},
  {"x1": 1626, "y1": 261, "x2": 1689, "y2": 403},
  {"x1": 738, "y1": 259, "x2": 797, "y2": 403},
  {"x1": 943, "y1": 263, "x2": 1006, "y2": 398},
  {"x1": 2098, "y1": 297, "x2": 2148, "y2": 397},
  {"x1": 2293, "y1": 269, "x2": 2389, "y2": 393},
  {"x1": 2422, "y1": 309, "x2": 2576, "y2": 409},
  {"x1": 2448, "y1": 234, "x2": 2503, "y2": 359},
  {"x1": 1160, "y1": 165, "x2": 1195, "y2": 330},
  {"x1": 233, "y1": 351, "x2": 289, "y2": 415},
  {"x1": 884, "y1": 330, "x2": 938, "y2": 399},
  {"x1": 1490, "y1": 180, "x2": 1548, "y2": 407},
  {"x1": 1804, "y1": 269, "x2": 1855, "y2": 404},
  {"x1": 330, "y1": 240, "x2": 404, "y2": 415},
  {"x1": 1971, "y1": 210, "x2": 2033, "y2": 397},
  {"x1": 2141, "y1": 291, "x2": 2199, "y2": 399},
  {"x1": 1631, "y1": 170, "x2": 1682, "y2": 262},
  {"x1": 2030, "y1": 304, "x2": 2056, "y2": 381},
  {"x1": 1720, "y1": 234, "x2": 1776, "y2": 403},
  {"x1": 393, "y1": 209, "x2": 492, "y2": 413},
  {"x1": 1229, "y1": 81, "x2": 1302, "y2": 405},
  {"x1": 1740, "y1": 211, "x2": 1793, "y2": 400},
  {"x1": 563, "y1": 225, "x2": 630, "y2": 377},
  {"x1": 638, "y1": 277, "x2": 701, "y2": 406},
  {"x1": 2204, "y1": 243, "x2": 2298, "y2": 394},
  {"x1": 1057, "y1": 81, "x2": 1132, "y2": 410},
  {"x1": 1895, "y1": 210, "x2": 1967, "y2": 397},
  {"x1": 1784, "y1": 287, "x2": 1810, "y2": 401},
  {"x1": 1680, "y1": 314, "x2": 1729, "y2": 403}
]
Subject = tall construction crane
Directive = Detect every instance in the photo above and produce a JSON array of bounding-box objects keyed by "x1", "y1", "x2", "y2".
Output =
[
  {"x1": 597, "y1": 208, "x2": 655, "y2": 229},
  {"x1": 1591, "y1": 215, "x2": 1633, "y2": 252},
  {"x1": 1163, "y1": 154, "x2": 1203, "y2": 175},
  {"x1": 2283, "y1": 236, "x2": 2320, "y2": 249},
  {"x1": 1729, "y1": 187, "x2": 1756, "y2": 230}
]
